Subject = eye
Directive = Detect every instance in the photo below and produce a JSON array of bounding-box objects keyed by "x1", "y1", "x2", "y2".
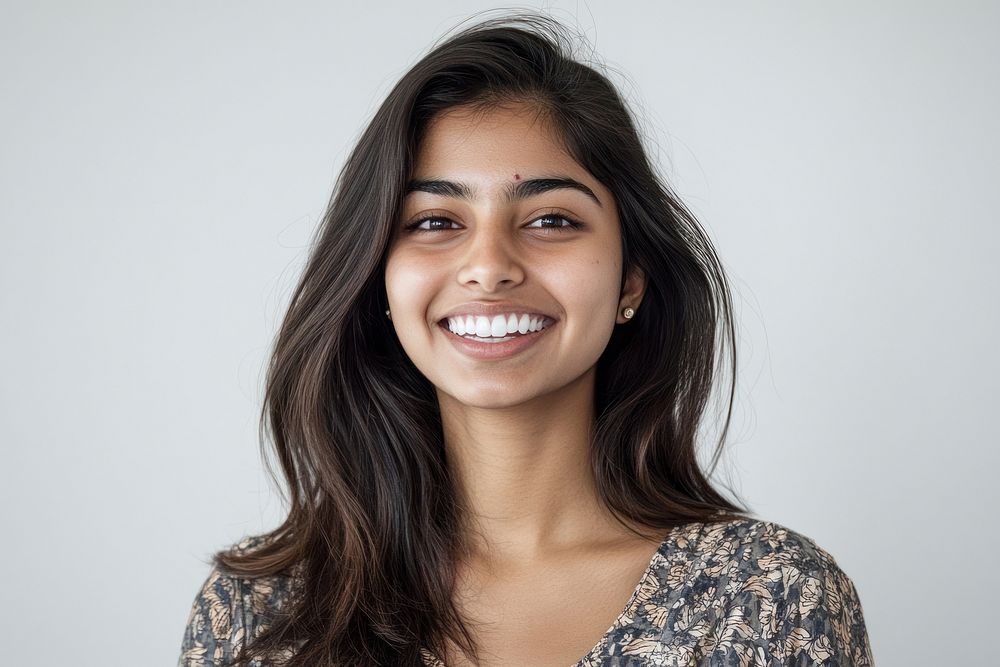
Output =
[
  {"x1": 404, "y1": 216, "x2": 461, "y2": 233},
  {"x1": 525, "y1": 213, "x2": 585, "y2": 233}
]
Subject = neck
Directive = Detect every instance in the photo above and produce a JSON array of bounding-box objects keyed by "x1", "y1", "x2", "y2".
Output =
[{"x1": 438, "y1": 367, "x2": 629, "y2": 564}]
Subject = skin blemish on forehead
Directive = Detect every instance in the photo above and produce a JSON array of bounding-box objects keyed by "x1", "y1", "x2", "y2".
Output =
[{"x1": 514, "y1": 173, "x2": 520, "y2": 180}]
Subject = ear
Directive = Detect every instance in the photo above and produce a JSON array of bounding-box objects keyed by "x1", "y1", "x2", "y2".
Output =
[{"x1": 617, "y1": 264, "x2": 647, "y2": 324}]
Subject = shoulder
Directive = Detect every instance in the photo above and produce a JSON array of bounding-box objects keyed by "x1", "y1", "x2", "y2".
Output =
[
  {"x1": 654, "y1": 517, "x2": 843, "y2": 587},
  {"x1": 700, "y1": 517, "x2": 874, "y2": 665},
  {"x1": 613, "y1": 517, "x2": 872, "y2": 666},
  {"x1": 696, "y1": 517, "x2": 844, "y2": 579},
  {"x1": 177, "y1": 535, "x2": 300, "y2": 667},
  {"x1": 687, "y1": 517, "x2": 864, "y2": 616}
]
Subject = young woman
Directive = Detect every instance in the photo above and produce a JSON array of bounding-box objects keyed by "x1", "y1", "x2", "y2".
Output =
[{"x1": 178, "y1": 12, "x2": 873, "y2": 667}]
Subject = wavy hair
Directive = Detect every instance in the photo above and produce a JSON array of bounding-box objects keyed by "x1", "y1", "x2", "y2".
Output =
[{"x1": 214, "y1": 10, "x2": 753, "y2": 666}]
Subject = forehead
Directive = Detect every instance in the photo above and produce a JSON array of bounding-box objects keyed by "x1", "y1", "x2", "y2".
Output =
[{"x1": 413, "y1": 104, "x2": 581, "y2": 176}]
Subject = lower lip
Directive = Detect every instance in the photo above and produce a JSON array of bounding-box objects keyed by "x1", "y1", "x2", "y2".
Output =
[{"x1": 438, "y1": 321, "x2": 555, "y2": 360}]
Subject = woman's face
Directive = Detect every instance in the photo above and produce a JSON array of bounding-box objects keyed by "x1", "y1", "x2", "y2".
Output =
[{"x1": 384, "y1": 103, "x2": 645, "y2": 409}]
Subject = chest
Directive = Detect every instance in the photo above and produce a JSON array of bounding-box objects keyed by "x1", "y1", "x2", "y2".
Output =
[{"x1": 437, "y1": 545, "x2": 658, "y2": 667}]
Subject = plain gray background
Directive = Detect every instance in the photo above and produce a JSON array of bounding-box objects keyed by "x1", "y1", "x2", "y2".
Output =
[{"x1": 2, "y1": 1, "x2": 996, "y2": 664}]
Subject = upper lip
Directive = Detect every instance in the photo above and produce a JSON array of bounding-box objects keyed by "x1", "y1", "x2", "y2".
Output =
[{"x1": 438, "y1": 302, "x2": 557, "y2": 322}]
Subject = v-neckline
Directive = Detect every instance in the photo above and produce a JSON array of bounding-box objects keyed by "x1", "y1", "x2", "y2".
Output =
[
  {"x1": 570, "y1": 521, "x2": 696, "y2": 665},
  {"x1": 420, "y1": 521, "x2": 701, "y2": 667}
]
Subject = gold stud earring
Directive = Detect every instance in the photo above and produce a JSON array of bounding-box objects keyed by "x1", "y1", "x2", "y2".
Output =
[{"x1": 621, "y1": 306, "x2": 635, "y2": 320}]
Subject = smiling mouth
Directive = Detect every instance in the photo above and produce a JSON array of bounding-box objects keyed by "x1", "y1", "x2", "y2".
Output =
[
  {"x1": 434, "y1": 318, "x2": 556, "y2": 360},
  {"x1": 437, "y1": 321, "x2": 541, "y2": 342},
  {"x1": 436, "y1": 317, "x2": 555, "y2": 341}
]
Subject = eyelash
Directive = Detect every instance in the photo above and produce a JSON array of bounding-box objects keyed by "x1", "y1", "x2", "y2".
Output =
[{"x1": 403, "y1": 212, "x2": 585, "y2": 234}]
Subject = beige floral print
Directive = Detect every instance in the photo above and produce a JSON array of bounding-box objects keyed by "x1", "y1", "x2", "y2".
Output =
[{"x1": 178, "y1": 518, "x2": 874, "y2": 666}]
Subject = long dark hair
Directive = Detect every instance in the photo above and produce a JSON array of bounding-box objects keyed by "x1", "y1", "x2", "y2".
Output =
[{"x1": 214, "y1": 10, "x2": 753, "y2": 666}]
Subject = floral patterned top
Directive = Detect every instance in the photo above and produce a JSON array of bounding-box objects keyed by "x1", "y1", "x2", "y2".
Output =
[{"x1": 177, "y1": 518, "x2": 874, "y2": 666}]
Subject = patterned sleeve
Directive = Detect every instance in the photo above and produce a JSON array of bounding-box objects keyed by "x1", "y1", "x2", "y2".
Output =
[
  {"x1": 177, "y1": 566, "x2": 249, "y2": 667},
  {"x1": 712, "y1": 524, "x2": 874, "y2": 667},
  {"x1": 765, "y1": 561, "x2": 874, "y2": 666}
]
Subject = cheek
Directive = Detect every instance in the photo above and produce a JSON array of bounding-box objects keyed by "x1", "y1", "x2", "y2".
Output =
[
  {"x1": 385, "y1": 252, "x2": 426, "y2": 298},
  {"x1": 545, "y1": 252, "x2": 621, "y2": 318},
  {"x1": 538, "y1": 252, "x2": 622, "y2": 364},
  {"x1": 385, "y1": 250, "x2": 439, "y2": 319}
]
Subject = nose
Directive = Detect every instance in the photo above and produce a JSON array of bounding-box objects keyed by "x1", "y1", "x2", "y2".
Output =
[{"x1": 455, "y1": 222, "x2": 525, "y2": 292}]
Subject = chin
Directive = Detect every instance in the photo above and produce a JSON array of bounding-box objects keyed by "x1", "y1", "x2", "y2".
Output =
[{"x1": 438, "y1": 383, "x2": 538, "y2": 410}]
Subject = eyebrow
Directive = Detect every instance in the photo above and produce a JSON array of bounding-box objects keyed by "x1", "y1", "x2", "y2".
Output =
[{"x1": 403, "y1": 176, "x2": 603, "y2": 208}]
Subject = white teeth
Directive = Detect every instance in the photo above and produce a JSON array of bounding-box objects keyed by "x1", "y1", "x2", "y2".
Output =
[
  {"x1": 445, "y1": 313, "x2": 551, "y2": 338},
  {"x1": 476, "y1": 317, "x2": 492, "y2": 337},
  {"x1": 490, "y1": 315, "x2": 507, "y2": 337}
]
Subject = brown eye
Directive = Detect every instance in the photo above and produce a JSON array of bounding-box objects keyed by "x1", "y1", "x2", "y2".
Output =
[
  {"x1": 405, "y1": 216, "x2": 461, "y2": 233},
  {"x1": 525, "y1": 214, "x2": 584, "y2": 232}
]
